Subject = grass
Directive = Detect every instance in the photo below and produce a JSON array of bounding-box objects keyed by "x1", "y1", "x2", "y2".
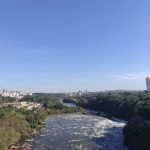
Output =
[{"x1": 0, "y1": 104, "x2": 83, "y2": 149}]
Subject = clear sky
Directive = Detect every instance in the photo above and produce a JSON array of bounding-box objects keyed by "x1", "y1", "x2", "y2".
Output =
[{"x1": 0, "y1": 0, "x2": 150, "y2": 92}]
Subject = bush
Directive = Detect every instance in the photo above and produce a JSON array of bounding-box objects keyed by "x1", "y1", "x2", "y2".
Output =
[{"x1": 123, "y1": 116, "x2": 150, "y2": 150}]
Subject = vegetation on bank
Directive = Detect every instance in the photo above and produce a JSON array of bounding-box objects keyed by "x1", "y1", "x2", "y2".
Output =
[
  {"x1": 63, "y1": 97, "x2": 77, "y2": 103},
  {"x1": 0, "y1": 107, "x2": 31, "y2": 149},
  {"x1": 0, "y1": 95, "x2": 16, "y2": 104},
  {"x1": 0, "y1": 95, "x2": 82, "y2": 149},
  {"x1": 65, "y1": 91, "x2": 150, "y2": 150},
  {"x1": 20, "y1": 94, "x2": 59, "y2": 104},
  {"x1": 123, "y1": 116, "x2": 150, "y2": 150},
  {"x1": 33, "y1": 93, "x2": 65, "y2": 99},
  {"x1": 71, "y1": 91, "x2": 150, "y2": 120}
]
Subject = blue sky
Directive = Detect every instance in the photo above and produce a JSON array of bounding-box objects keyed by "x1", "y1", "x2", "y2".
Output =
[{"x1": 0, "y1": 0, "x2": 150, "y2": 92}]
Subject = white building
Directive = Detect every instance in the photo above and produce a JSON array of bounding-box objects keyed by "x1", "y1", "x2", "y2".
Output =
[
  {"x1": 0, "y1": 89, "x2": 32, "y2": 99},
  {"x1": 78, "y1": 90, "x2": 82, "y2": 96},
  {"x1": 146, "y1": 77, "x2": 150, "y2": 91}
]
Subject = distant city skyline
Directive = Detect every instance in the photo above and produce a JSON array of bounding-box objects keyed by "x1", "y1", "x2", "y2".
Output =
[
  {"x1": 0, "y1": 1, "x2": 150, "y2": 92},
  {"x1": 0, "y1": 89, "x2": 32, "y2": 99}
]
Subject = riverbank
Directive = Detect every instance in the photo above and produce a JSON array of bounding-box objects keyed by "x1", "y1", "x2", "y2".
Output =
[
  {"x1": 0, "y1": 104, "x2": 83, "y2": 149},
  {"x1": 65, "y1": 91, "x2": 150, "y2": 150}
]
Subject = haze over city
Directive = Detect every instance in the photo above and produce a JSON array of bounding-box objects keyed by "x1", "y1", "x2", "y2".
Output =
[{"x1": 0, "y1": 0, "x2": 150, "y2": 92}]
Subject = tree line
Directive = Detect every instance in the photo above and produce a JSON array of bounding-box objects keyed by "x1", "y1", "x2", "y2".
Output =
[{"x1": 64, "y1": 91, "x2": 150, "y2": 150}]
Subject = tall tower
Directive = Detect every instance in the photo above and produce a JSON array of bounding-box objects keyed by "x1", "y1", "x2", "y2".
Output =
[
  {"x1": 78, "y1": 90, "x2": 82, "y2": 96},
  {"x1": 146, "y1": 77, "x2": 150, "y2": 91}
]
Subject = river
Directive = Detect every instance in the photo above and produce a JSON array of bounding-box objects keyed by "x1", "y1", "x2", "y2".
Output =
[{"x1": 21, "y1": 112, "x2": 126, "y2": 150}]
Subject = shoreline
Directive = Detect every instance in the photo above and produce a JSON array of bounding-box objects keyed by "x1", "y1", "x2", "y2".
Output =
[
  {"x1": 7, "y1": 107, "x2": 126, "y2": 150},
  {"x1": 7, "y1": 112, "x2": 83, "y2": 150}
]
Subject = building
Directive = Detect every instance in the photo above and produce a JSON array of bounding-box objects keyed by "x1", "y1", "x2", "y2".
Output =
[
  {"x1": 66, "y1": 90, "x2": 88, "y2": 97},
  {"x1": 85, "y1": 89, "x2": 88, "y2": 95},
  {"x1": 1, "y1": 101, "x2": 41, "y2": 110},
  {"x1": 0, "y1": 89, "x2": 32, "y2": 99},
  {"x1": 146, "y1": 77, "x2": 150, "y2": 91},
  {"x1": 78, "y1": 90, "x2": 82, "y2": 96}
]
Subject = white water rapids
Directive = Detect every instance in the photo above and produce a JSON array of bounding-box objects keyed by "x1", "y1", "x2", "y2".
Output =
[{"x1": 22, "y1": 114, "x2": 126, "y2": 150}]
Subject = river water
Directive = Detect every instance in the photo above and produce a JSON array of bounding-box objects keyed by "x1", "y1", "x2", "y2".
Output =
[{"x1": 22, "y1": 113, "x2": 126, "y2": 150}]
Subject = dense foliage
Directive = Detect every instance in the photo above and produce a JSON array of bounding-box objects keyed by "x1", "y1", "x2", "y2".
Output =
[
  {"x1": 123, "y1": 116, "x2": 150, "y2": 150},
  {"x1": 72, "y1": 91, "x2": 150, "y2": 120},
  {"x1": 20, "y1": 95, "x2": 59, "y2": 104},
  {"x1": 33, "y1": 93, "x2": 65, "y2": 99},
  {"x1": 63, "y1": 97, "x2": 77, "y2": 103},
  {"x1": 0, "y1": 95, "x2": 16, "y2": 104}
]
